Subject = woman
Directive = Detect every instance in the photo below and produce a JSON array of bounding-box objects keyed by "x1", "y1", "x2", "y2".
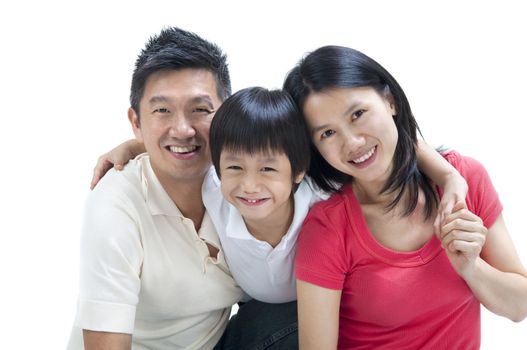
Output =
[{"x1": 284, "y1": 46, "x2": 527, "y2": 349}]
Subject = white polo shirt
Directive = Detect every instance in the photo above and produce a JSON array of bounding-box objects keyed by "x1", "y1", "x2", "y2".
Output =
[
  {"x1": 68, "y1": 154, "x2": 243, "y2": 350},
  {"x1": 202, "y1": 168, "x2": 327, "y2": 303}
]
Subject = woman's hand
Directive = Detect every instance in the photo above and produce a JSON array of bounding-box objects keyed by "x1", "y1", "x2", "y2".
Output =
[
  {"x1": 90, "y1": 139, "x2": 145, "y2": 190},
  {"x1": 439, "y1": 201, "x2": 487, "y2": 278}
]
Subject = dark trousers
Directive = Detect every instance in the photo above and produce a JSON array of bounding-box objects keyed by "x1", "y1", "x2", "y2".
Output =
[{"x1": 214, "y1": 299, "x2": 298, "y2": 350}]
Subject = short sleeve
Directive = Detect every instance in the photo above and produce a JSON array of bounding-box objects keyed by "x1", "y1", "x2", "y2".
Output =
[
  {"x1": 75, "y1": 182, "x2": 144, "y2": 333},
  {"x1": 443, "y1": 151, "x2": 503, "y2": 229},
  {"x1": 295, "y1": 204, "x2": 349, "y2": 290}
]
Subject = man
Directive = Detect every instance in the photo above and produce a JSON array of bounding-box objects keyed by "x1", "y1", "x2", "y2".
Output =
[{"x1": 67, "y1": 27, "x2": 243, "y2": 350}]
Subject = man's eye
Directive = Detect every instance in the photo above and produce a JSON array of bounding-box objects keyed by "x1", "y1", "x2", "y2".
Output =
[
  {"x1": 321, "y1": 130, "x2": 335, "y2": 139},
  {"x1": 194, "y1": 107, "x2": 213, "y2": 113},
  {"x1": 153, "y1": 108, "x2": 170, "y2": 113}
]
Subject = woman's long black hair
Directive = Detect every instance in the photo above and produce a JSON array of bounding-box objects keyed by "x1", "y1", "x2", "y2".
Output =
[{"x1": 283, "y1": 46, "x2": 437, "y2": 218}]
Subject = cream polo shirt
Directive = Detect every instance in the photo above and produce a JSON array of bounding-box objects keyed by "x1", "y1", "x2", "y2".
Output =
[
  {"x1": 68, "y1": 154, "x2": 243, "y2": 350},
  {"x1": 202, "y1": 169, "x2": 327, "y2": 303}
]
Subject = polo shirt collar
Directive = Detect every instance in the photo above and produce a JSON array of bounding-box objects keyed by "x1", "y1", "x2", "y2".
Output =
[
  {"x1": 138, "y1": 154, "x2": 185, "y2": 218},
  {"x1": 224, "y1": 180, "x2": 313, "y2": 251}
]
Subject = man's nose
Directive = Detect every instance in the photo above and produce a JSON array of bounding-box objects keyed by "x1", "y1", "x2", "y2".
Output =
[{"x1": 169, "y1": 115, "x2": 196, "y2": 139}]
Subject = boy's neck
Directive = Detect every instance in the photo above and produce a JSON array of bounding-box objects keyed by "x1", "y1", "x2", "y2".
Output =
[{"x1": 244, "y1": 197, "x2": 295, "y2": 248}]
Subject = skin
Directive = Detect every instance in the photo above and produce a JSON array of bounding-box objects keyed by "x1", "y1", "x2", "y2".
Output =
[
  {"x1": 297, "y1": 86, "x2": 527, "y2": 350},
  {"x1": 128, "y1": 68, "x2": 221, "y2": 228},
  {"x1": 83, "y1": 68, "x2": 222, "y2": 350},
  {"x1": 88, "y1": 87, "x2": 471, "y2": 349},
  {"x1": 219, "y1": 149, "x2": 304, "y2": 247}
]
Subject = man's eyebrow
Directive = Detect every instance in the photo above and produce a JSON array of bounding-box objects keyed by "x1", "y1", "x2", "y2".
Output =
[
  {"x1": 190, "y1": 95, "x2": 214, "y2": 108},
  {"x1": 148, "y1": 95, "x2": 170, "y2": 105}
]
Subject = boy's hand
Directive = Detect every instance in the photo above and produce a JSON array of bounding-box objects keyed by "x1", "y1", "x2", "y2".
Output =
[{"x1": 90, "y1": 139, "x2": 144, "y2": 190}]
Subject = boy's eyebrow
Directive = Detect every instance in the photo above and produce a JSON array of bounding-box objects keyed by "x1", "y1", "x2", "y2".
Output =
[
  {"x1": 223, "y1": 153, "x2": 241, "y2": 161},
  {"x1": 223, "y1": 152, "x2": 279, "y2": 162}
]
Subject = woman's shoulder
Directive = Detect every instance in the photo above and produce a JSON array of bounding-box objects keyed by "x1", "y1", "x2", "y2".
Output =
[
  {"x1": 441, "y1": 150, "x2": 489, "y2": 180},
  {"x1": 307, "y1": 184, "x2": 355, "y2": 217}
]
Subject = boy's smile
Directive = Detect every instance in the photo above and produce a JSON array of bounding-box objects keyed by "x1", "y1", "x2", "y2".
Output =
[{"x1": 219, "y1": 149, "x2": 304, "y2": 241}]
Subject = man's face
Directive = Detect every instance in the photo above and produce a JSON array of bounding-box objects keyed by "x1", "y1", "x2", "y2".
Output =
[{"x1": 129, "y1": 68, "x2": 222, "y2": 186}]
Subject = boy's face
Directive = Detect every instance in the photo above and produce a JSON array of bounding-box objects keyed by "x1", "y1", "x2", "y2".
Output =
[{"x1": 219, "y1": 149, "x2": 304, "y2": 229}]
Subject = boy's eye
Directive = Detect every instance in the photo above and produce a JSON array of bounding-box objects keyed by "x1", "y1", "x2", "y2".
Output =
[
  {"x1": 321, "y1": 129, "x2": 335, "y2": 139},
  {"x1": 261, "y1": 167, "x2": 276, "y2": 172},
  {"x1": 352, "y1": 109, "x2": 365, "y2": 120},
  {"x1": 153, "y1": 108, "x2": 170, "y2": 114},
  {"x1": 226, "y1": 165, "x2": 242, "y2": 170}
]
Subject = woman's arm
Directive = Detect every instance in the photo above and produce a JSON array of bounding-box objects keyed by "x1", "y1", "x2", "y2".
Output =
[
  {"x1": 297, "y1": 280, "x2": 341, "y2": 350},
  {"x1": 83, "y1": 330, "x2": 131, "y2": 350},
  {"x1": 440, "y1": 204, "x2": 527, "y2": 321},
  {"x1": 415, "y1": 140, "x2": 468, "y2": 233},
  {"x1": 90, "y1": 139, "x2": 146, "y2": 189}
]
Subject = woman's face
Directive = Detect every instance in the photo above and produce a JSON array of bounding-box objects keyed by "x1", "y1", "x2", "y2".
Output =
[{"x1": 303, "y1": 86, "x2": 398, "y2": 186}]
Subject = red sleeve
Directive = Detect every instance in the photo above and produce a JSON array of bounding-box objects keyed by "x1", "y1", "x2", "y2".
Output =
[
  {"x1": 443, "y1": 151, "x2": 503, "y2": 228},
  {"x1": 295, "y1": 202, "x2": 349, "y2": 290}
]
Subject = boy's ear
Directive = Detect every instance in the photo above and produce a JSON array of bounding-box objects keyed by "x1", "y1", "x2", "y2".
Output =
[
  {"x1": 294, "y1": 171, "x2": 306, "y2": 184},
  {"x1": 128, "y1": 107, "x2": 144, "y2": 143}
]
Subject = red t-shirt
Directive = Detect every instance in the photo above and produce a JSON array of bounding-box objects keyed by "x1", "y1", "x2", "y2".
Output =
[{"x1": 295, "y1": 151, "x2": 503, "y2": 349}]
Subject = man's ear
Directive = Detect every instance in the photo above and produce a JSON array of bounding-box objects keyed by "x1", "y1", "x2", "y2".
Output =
[{"x1": 128, "y1": 107, "x2": 143, "y2": 143}]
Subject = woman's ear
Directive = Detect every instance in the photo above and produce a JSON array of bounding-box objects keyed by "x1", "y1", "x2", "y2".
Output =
[{"x1": 382, "y1": 85, "x2": 397, "y2": 116}]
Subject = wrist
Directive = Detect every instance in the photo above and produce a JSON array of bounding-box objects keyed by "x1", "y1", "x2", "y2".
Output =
[{"x1": 460, "y1": 256, "x2": 484, "y2": 284}]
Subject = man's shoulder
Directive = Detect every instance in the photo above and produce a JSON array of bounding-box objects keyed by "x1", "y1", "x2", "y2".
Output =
[{"x1": 88, "y1": 157, "x2": 145, "y2": 205}]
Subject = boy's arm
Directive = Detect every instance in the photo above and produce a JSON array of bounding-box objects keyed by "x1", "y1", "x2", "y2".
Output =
[
  {"x1": 415, "y1": 140, "x2": 468, "y2": 233},
  {"x1": 90, "y1": 139, "x2": 145, "y2": 189}
]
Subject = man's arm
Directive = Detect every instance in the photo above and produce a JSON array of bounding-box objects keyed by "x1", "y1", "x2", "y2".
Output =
[{"x1": 83, "y1": 330, "x2": 131, "y2": 350}]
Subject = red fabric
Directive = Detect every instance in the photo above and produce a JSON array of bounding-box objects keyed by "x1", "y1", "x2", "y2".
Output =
[{"x1": 295, "y1": 151, "x2": 503, "y2": 349}]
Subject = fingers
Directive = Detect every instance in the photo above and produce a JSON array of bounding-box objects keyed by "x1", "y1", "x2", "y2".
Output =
[
  {"x1": 90, "y1": 157, "x2": 123, "y2": 190},
  {"x1": 442, "y1": 205, "x2": 482, "y2": 229},
  {"x1": 441, "y1": 227, "x2": 486, "y2": 251},
  {"x1": 434, "y1": 200, "x2": 466, "y2": 237}
]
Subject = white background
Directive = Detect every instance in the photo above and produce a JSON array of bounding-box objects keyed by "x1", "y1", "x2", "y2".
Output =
[{"x1": 1, "y1": 1, "x2": 526, "y2": 348}]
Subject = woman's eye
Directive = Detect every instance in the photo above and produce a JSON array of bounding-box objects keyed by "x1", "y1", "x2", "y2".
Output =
[
  {"x1": 321, "y1": 129, "x2": 335, "y2": 139},
  {"x1": 352, "y1": 109, "x2": 365, "y2": 120}
]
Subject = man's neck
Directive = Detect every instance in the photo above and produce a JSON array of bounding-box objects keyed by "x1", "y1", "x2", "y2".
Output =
[{"x1": 157, "y1": 173, "x2": 206, "y2": 231}]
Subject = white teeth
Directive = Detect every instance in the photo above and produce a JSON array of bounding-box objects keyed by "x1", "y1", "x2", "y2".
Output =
[
  {"x1": 352, "y1": 147, "x2": 375, "y2": 164},
  {"x1": 246, "y1": 199, "x2": 258, "y2": 203},
  {"x1": 169, "y1": 145, "x2": 197, "y2": 153}
]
